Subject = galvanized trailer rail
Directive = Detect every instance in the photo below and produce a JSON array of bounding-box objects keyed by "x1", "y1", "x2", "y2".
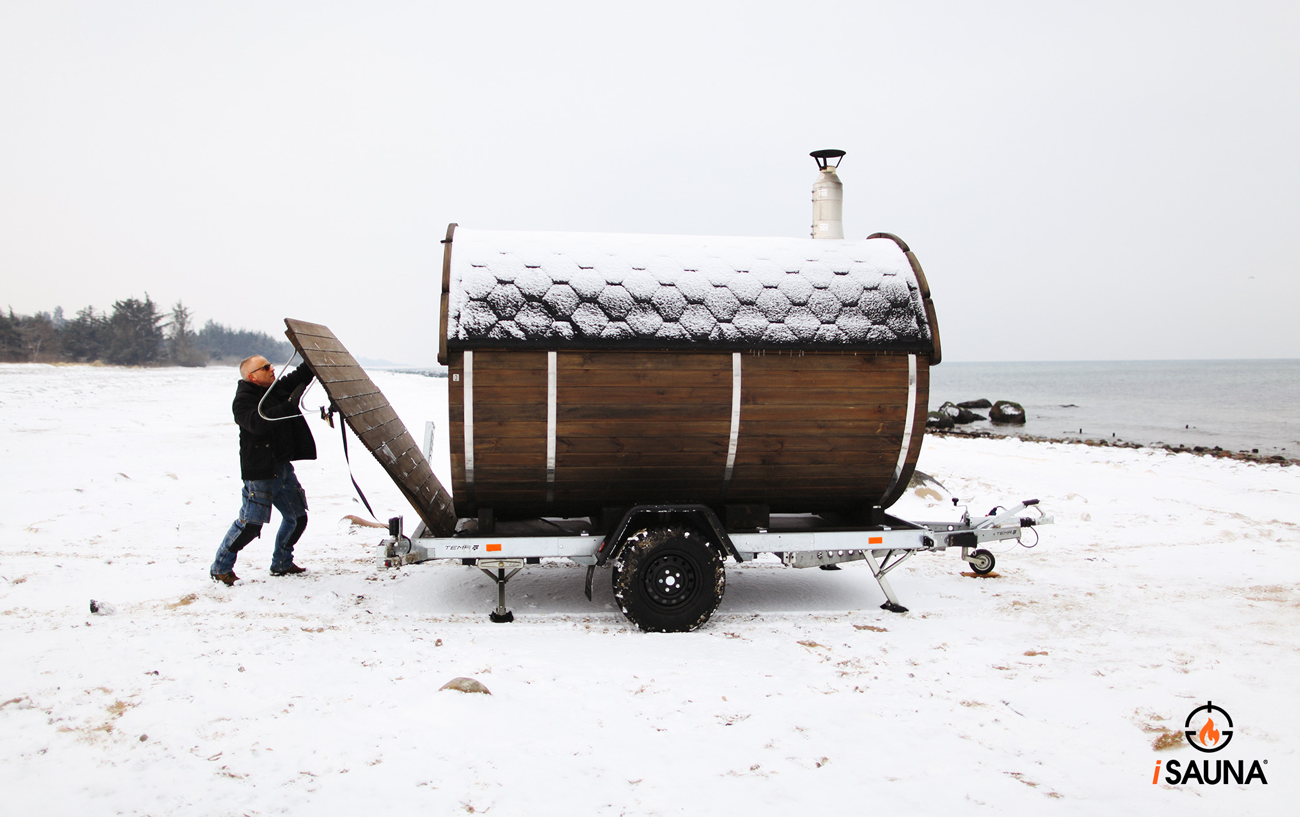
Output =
[{"x1": 379, "y1": 500, "x2": 1051, "y2": 624}]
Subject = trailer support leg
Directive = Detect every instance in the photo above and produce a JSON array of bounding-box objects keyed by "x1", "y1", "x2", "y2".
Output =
[
  {"x1": 864, "y1": 550, "x2": 910, "y2": 614},
  {"x1": 478, "y1": 566, "x2": 521, "y2": 623}
]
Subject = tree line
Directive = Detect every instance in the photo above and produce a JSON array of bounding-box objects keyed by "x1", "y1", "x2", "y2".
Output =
[{"x1": 0, "y1": 296, "x2": 294, "y2": 366}]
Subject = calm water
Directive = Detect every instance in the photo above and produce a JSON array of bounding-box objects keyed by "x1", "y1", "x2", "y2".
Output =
[{"x1": 929, "y1": 359, "x2": 1300, "y2": 456}]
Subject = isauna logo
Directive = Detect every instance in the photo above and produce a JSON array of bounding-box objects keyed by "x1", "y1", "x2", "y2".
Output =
[
  {"x1": 1184, "y1": 700, "x2": 1233, "y2": 752},
  {"x1": 1151, "y1": 702, "x2": 1268, "y2": 786}
]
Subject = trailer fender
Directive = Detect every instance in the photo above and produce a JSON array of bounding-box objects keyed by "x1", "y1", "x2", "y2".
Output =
[{"x1": 597, "y1": 504, "x2": 742, "y2": 567}]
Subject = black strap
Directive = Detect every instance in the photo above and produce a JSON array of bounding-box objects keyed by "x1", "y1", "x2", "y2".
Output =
[{"x1": 334, "y1": 405, "x2": 378, "y2": 520}]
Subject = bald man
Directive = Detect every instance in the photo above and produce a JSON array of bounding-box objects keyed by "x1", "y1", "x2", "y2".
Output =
[{"x1": 210, "y1": 355, "x2": 317, "y2": 585}]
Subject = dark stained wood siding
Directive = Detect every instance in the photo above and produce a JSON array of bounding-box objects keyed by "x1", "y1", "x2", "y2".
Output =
[
  {"x1": 729, "y1": 352, "x2": 921, "y2": 511},
  {"x1": 450, "y1": 347, "x2": 930, "y2": 518},
  {"x1": 449, "y1": 351, "x2": 549, "y2": 516},
  {"x1": 554, "y1": 352, "x2": 732, "y2": 509}
]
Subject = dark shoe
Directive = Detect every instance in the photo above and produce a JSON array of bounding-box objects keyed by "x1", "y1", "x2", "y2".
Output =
[
  {"x1": 211, "y1": 571, "x2": 239, "y2": 586},
  {"x1": 270, "y1": 564, "x2": 307, "y2": 576}
]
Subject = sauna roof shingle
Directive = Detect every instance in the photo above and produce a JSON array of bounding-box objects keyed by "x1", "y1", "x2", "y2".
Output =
[{"x1": 445, "y1": 229, "x2": 934, "y2": 353}]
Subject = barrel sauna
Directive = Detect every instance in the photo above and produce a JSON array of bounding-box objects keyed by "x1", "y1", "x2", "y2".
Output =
[{"x1": 437, "y1": 226, "x2": 940, "y2": 522}]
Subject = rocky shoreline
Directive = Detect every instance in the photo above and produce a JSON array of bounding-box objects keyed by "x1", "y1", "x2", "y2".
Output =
[{"x1": 928, "y1": 427, "x2": 1298, "y2": 466}]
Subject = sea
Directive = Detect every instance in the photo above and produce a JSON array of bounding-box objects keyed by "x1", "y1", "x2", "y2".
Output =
[{"x1": 929, "y1": 359, "x2": 1300, "y2": 457}]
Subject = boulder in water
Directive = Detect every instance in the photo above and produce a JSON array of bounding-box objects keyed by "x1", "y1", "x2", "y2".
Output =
[
  {"x1": 939, "y1": 401, "x2": 985, "y2": 424},
  {"x1": 957, "y1": 398, "x2": 992, "y2": 409},
  {"x1": 926, "y1": 411, "x2": 954, "y2": 430},
  {"x1": 990, "y1": 400, "x2": 1026, "y2": 425}
]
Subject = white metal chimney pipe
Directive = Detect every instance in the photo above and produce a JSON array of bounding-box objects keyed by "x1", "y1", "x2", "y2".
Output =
[{"x1": 810, "y1": 149, "x2": 846, "y2": 239}]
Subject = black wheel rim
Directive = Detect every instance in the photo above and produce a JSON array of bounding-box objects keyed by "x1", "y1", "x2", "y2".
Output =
[{"x1": 642, "y1": 551, "x2": 698, "y2": 609}]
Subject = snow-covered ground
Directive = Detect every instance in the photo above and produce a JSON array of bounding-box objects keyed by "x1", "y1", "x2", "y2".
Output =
[{"x1": 1, "y1": 363, "x2": 1296, "y2": 815}]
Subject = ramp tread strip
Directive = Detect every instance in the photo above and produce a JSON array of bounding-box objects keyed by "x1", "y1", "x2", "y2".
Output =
[
  {"x1": 303, "y1": 353, "x2": 362, "y2": 368},
  {"x1": 295, "y1": 339, "x2": 351, "y2": 355},
  {"x1": 334, "y1": 393, "x2": 389, "y2": 414},
  {"x1": 355, "y1": 422, "x2": 404, "y2": 448},
  {"x1": 324, "y1": 381, "x2": 383, "y2": 400},
  {"x1": 348, "y1": 409, "x2": 400, "y2": 436}
]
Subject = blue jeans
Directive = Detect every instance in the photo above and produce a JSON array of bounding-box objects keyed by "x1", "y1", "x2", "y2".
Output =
[{"x1": 212, "y1": 462, "x2": 308, "y2": 575}]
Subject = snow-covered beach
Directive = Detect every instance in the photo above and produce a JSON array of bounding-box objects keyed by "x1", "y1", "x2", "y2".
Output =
[{"x1": 2, "y1": 363, "x2": 1296, "y2": 814}]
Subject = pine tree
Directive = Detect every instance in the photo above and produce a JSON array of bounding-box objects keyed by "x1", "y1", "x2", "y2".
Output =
[
  {"x1": 0, "y1": 308, "x2": 23, "y2": 362},
  {"x1": 166, "y1": 300, "x2": 206, "y2": 367},
  {"x1": 106, "y1": 295, "x2": 164, "y2": 365},
  {"x1": 62, "y1": 306, "x2": 108, "y2": 362}
]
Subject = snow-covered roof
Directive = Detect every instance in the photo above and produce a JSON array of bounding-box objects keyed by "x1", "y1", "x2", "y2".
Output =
[{"x1": 445, "y1": 229, "x2": 934, "y2": 353}]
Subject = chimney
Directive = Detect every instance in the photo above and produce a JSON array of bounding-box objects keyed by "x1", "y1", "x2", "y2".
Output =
[{"x1": 810, "y1": 149, "x2": 846, "y2": 239}]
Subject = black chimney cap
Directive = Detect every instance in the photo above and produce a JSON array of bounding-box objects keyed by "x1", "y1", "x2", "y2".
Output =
[{"x1": 810, "y1": 149, "x2": 846, "y2": 170}]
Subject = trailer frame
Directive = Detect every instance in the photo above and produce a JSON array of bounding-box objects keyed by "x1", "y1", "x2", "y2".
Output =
[{"x1": 379, "y1": 499, "x2": 1051, "y2": 625}]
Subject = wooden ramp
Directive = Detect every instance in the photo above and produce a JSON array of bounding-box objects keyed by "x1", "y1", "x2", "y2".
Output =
[{"x1": 284, "y1": 318, "x2": 458, "y2": 537}]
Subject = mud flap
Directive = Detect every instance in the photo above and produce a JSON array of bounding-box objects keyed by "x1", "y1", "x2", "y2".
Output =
[{"x1": 284, "y1": 318, "x2": 458, "y2": 537}]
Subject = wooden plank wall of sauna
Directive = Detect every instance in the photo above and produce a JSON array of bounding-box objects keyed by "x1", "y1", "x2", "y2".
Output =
[
  {"x1": 449, "y1": 348, "x2": 929, "y2": 518},
  {"x1": 448, "y1": 351, "x2": 549, "y2": 516},
  {"x1": 449, "y1": 350, "x2": 732, "y2": 516},
  {"x1": 729, "y1": 353, "x2": 927, "y2": 511},
  {"x1": 554, "y1": 352, "x2": 732, "y2": 510}
]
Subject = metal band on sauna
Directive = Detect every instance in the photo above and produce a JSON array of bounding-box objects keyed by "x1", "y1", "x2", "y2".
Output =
[
  {"x1": 722, "y1": 352, "x2": 742, "y2": 496},
  {"x1": 463, "y1": 350, "x2": 475, "y2": 499},
  {"x1": 546, "y1": 350, "x2": 557, "y2": 504},
  {"x1": 882, "y1": 354, "x2": 918, "y2": 502}
]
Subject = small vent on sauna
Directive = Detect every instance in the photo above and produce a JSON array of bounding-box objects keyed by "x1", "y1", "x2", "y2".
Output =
[{"x1": 810, "y1": 149, "x2": 846, "y2": 239}]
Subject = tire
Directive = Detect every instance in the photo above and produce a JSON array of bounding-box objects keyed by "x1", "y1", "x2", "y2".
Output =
[
  {"x1": 612, "y1": 527, "x2": 725, "y2": 633},
  {"x1": 969, "y1": 548, "x2": 996, "y2": 575}
]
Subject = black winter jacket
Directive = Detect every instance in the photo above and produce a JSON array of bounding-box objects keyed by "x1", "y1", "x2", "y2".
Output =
[{"x1": 233, "y1": 363, "x2": 317, "y2": 480}]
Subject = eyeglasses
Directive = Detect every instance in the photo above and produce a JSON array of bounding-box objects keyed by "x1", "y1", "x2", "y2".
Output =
[{"x1": 249, "y1": 363, "x2": 273, "y2": 375}]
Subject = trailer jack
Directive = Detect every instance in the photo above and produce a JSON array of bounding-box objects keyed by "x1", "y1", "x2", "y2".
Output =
[
  {"x1": 864, "y1": 550, "x2": 913, "y2": 613},
  {"x1": 477, "y1": 560, "x2": 524, "y2": 623}
]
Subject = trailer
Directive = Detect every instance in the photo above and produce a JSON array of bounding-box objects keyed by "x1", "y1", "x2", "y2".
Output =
[{"x1": 373, "y1": 499, "x2": 1050, "y2": 630}]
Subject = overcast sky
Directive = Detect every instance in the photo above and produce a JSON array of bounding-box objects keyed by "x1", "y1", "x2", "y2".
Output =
[{"x1": 2, "y1": 1, "x2": 1297, "y2": 365}]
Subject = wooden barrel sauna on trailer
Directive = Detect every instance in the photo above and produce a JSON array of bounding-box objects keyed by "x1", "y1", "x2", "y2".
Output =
[
  {"x1": 438, "y1": 227, "x2": 939, "y2": 522},
  {"x1": 286, "y1": 152, "x2": 1050, "y2": 632}
]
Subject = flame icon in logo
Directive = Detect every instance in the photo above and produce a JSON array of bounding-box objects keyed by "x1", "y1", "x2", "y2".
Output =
[
  {"x1": 1185, "y1": 701, "x2": 1234, "y2": 753},
  {"x1": 1198, "y1": 717, "x2": 1220, "y2": 747}
]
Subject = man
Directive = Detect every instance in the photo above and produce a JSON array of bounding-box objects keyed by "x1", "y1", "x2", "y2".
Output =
[{"x1": 210, "y1": 355, "x2": 317, "y2": 585}]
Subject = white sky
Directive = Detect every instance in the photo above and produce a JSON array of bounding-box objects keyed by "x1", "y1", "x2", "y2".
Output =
[{"x1": 2, "y1": 0, "x2": 1297, "y2": 365}]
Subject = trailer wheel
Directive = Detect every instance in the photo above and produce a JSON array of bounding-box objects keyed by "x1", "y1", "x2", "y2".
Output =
[
  {"x1": 969, "y1": 548, "x2": 996, "y2": 575},
  {"x1": 612, "y1": 527, "x2": 724, "y2": 633}
]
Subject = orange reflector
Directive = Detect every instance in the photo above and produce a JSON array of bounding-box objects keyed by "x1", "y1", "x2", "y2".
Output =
[
  {"x1": 486, "y1": 544, "x2": 502, "y2": 552},
  {"x1": 868, "y1": 536, "x2": 883, "y2": 544}
]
